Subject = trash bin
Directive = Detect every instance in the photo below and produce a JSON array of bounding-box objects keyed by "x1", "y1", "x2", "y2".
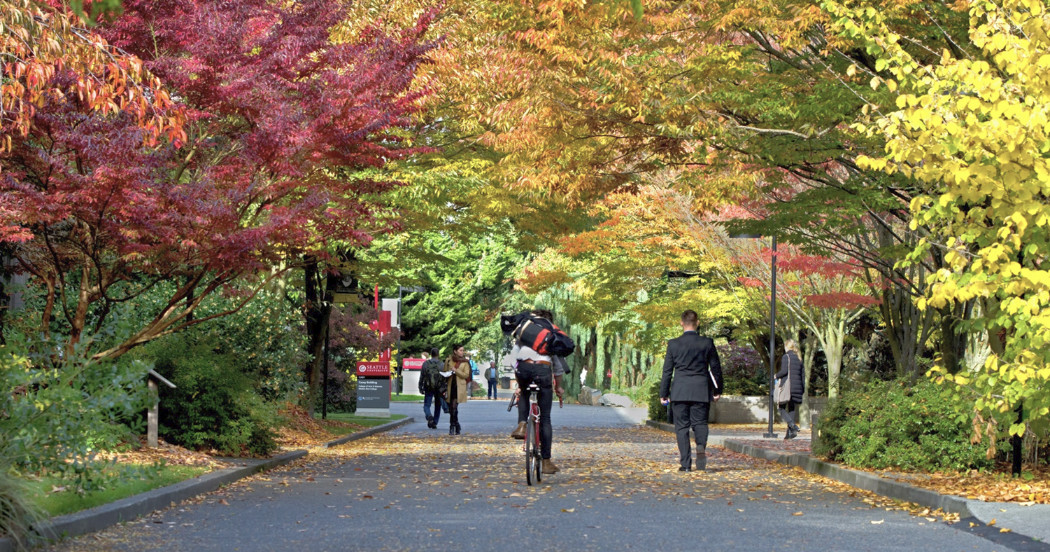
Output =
[{"x1": 500, "y1": 376, "x2": 511, "y2": 389}]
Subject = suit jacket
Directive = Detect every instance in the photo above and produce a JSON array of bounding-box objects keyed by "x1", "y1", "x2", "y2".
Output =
[{"x1": 659, "y1": 331, "x2": 724, "y2": 403}]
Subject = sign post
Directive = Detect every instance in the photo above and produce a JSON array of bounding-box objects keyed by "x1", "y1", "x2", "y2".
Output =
[
  {"x1": 355, "y1": 289, "x2": 394, "y2": 417},
  {"x1": 355, "y1": 360, "x2": 391, "y2": 417},
  {"x1": 401, "y1": 358, "x2": 424, "y2": 397}
]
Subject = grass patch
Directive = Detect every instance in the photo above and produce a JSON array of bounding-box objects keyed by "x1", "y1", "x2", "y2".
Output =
[
  {"x1": 320, "y1": 413, "x2": 406, "y2": 427},
  {"x1": 30, "y1": 465, "x2": 210, "y2": 517},
  {"x1": 390, "y1": 394, "x2": 424, "y2": 402}
]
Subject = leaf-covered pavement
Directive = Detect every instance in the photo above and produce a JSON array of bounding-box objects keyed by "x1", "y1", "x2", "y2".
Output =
[{"x1": 44, "y1": 424, "x2": 1004, "y2": 552}]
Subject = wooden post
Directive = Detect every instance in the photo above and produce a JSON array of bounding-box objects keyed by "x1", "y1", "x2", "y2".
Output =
[
  {"x1": 148, "y1": 378, "x2": 159, "y2": 448},
  {"x1": 146, "y1": 369, "x2": 176, "y2": 449}
]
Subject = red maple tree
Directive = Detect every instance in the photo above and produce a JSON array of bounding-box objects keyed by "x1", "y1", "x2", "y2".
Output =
[{"x1": 0, "y1": 0, "x2": 436, "y2": 359}]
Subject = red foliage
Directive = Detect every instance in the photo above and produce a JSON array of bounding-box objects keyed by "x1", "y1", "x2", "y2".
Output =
[
  {"x1": 777, "y1": 253, "x2": 861, "y2": 278},
  {"x1": 804, "y1": 292, "x2": 881, "y2": 309},
  {"x1": 0, "y1": 0, "x2": 438, "y2": 357},
  {"x1": 329, "y1": 306, "x2": 399, "y2": 357}
]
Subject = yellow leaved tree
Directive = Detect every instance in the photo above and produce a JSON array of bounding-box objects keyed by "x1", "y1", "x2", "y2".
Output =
[{"x1": 830, "y1": 0, "x2": 1050, "y2": 444}]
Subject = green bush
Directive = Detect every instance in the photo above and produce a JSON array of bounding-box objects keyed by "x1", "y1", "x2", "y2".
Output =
[
  {"x1": 94, "y1": 281, "x2": 308, "y2": 403},
  {"x1": 644, "y1": 365, "x2": 669, "y2": 423},
  {"x1": 0, "y1": 339, "x2": 147, "y2": 545},
  {"x1": 318, "y1": 366, "x2": 357, "y2": 413},
  {"x1": 0, "y1": 339, "x2": 146, "y2": 486},
  {"x1": 145, "y1": 334, "x2": 278, "y2": 457},
  {"x1": 813, "y1": 378, "x2": 991, "y2": 472}
]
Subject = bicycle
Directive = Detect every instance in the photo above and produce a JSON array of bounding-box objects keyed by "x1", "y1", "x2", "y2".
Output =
[{"x1": 508, "y1": 382, "x2": 563, "y2": 486}]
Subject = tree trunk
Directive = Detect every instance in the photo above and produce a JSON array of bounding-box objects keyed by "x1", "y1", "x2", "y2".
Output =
[
  {"x1": 825, "y1": 329, "x2": 845, "y2": 399},
  {"x1": 938, "y1": 303, "x2": 969, "y2": 375},
  {"x1": 303, "y1": 258, "x2": 338, "y2": 416},
  {"x1": 796, "y1": 333, "x2": 818, "y2": 427}
]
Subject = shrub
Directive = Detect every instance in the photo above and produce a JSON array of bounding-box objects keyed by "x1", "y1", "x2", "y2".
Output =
[
  {"x1": 644, "y1": 364, "x2": 669, "y2": 422},
  {"x1": 318, "y1": 366, "x2": 357, "y2": 414},
  {"x1": 718, "y1": 342, "x2": 766, "y2": 396},
  {"x1": 144, "y1": 334, "x2": 278, "y2": 457},
  {"x1": 0, "y1": 338, "x2": 146, "y2": 486},
  {"x1": 813, "y1": 378, "x2": 991, "y2": 472}
]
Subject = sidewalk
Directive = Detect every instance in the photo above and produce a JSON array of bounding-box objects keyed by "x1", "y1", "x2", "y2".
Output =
[
  {"x1": 0, "y1": 417, "x2": 412, "y2": 552},
  {"x1": 647, "y1": 421, "x2": 1050, "y2": 551}
]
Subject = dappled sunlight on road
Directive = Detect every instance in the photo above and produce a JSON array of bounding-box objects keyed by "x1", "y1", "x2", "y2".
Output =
[{"x1": 44, "y1": 426, "x2": 977, "y2": 552}]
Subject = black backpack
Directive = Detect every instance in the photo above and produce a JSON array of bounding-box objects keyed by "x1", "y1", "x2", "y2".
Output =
[
  {"x1": 501, "y1": 312, "x2": 576, "y2": 357},
  {"x1": 421, "y1": 358, "x2": 445, "y2": 392}
]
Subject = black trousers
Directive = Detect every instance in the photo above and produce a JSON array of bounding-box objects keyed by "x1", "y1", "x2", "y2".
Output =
[
  {"x1": 515, "y1": 362, "x2": 553, "y2": 459},
  {"x1": 779, "y1": 400, "x2": 798, "y2": 430},
  {"x1": 448, "y1": 382, "x2": 461, "y2": 431},
  {"x1": 672, "y1": 401, "x2": 710, "y2": 469}
]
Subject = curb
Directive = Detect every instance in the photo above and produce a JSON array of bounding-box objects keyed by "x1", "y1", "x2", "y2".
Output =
[
  {"x1": 319, "y1": 417, "x2": 413, "y2": 448},
  {"x1": 645, "y1": 420, "x2": 972, "y2": 516},
  {"x1": 0, "y1": 449, "x2": 306, "y2": 552},
  {"x1": 1, "y1": 417, "x2": 412, "y2": 552},
  {"x1": 720, "y1": 439, "x2": 973, "y2": 516}
]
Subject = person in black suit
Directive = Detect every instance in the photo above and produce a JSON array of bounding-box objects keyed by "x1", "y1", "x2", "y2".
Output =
[{"x1": 660, "y1": 309, "x2": 724, "y2": 472}]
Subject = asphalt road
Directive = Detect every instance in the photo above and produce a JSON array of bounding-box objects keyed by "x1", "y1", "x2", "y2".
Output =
[{"x1": 46, "y1": 400, "x2": 1005, "y2": 552}]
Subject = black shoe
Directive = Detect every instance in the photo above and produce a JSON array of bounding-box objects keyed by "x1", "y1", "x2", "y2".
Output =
[
  {"x1": 678, "y1": 466, "x2": 691, "y2": 472},
  {"x1": 455, "y1": 425, "x2": 461, "y2": 435},
  {"x1": 695, "y1": 453, "x2": 707, "y2": 471},
  {"x1": 449, "y1": 427, "x2": 455, "y2": 435}
]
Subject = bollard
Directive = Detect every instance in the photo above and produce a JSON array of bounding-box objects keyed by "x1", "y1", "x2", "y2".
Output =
[{"x1": 147, "y1": 379, "x2": 159, "y2": 448}]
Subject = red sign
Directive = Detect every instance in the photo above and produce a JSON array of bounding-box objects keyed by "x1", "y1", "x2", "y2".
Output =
[
  {"x1": 357, "y1": 361, "x2": 391, "y2": 377},
  {"x1": 403, "y1": 358, "x2": 425, "y2": 371}
]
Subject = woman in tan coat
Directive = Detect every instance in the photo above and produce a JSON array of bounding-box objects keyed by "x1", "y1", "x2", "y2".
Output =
[{"x1": 445, "y1": 345, "x2": 471, "y2": 435}]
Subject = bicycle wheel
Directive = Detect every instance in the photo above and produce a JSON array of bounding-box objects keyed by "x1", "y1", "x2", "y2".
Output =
[
  {"x1": 533, "y1": 421, "x2": 542, "y2": 484},
  {"x1": 525, "y1": 415, "x2": 535, "y2": 486}
]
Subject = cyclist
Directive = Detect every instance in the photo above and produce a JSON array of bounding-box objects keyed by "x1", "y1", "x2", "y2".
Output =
[{"x1": 509, "y1": 309, "x2": 564, "y2": 474}]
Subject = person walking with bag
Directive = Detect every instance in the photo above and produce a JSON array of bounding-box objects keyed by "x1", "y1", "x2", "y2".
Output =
[
  {"x1": 659, "y1": 309, "x2": 723, "y2": 472},
  {"x1": 775, "y1": 339, "x2": 805, "y2": 439},
  {"x1": 419, "y1": 348, "x2": 446, "y2": 429},
  {"x1": 445, "y1": 345, "x2": 471, "y2": 435}
]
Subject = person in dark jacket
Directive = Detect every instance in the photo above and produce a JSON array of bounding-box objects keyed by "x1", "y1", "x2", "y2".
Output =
[
  {"x1": 775, "y1": 339, "x2": 805, "y2": 439},
  {"x1": 659, "y1": 310, "x2": 724, "y2": 472},
  {"x1": 418, "y1": 348, "x2": 446, "y2": 429}
]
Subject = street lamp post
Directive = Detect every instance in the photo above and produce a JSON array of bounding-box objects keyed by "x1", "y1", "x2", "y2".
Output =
[
  {"x1": 730, "y1": 233, "x2": 778, "y2": 439},
  {"x1": 764, "y1": 236, "x2": 778, "y2": 439}
]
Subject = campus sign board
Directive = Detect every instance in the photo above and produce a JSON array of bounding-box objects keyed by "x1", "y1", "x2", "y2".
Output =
[{"x1": 356, "y1": 361, "x2": 391, "y2": 377}]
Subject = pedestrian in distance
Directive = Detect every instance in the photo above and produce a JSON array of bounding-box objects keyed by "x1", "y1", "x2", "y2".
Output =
[
  {"x1": 509, "y1": 309, "x2": 565, "y2": 475},
  {"x1": 485, "y1": 361, "x2": 499, "y2": 400},
  {"x1": 775, "y1": 339, "x2": 805, "y2": 440},
  {"x1": 419, "y1": 348, "x2": 447, "y2": 429},
  {"x1": 659, "y1": 309, "x2": 723, "y2": 472},
  {"x1": 445, "y1": 345, "x2": 471, "y2": 435}
]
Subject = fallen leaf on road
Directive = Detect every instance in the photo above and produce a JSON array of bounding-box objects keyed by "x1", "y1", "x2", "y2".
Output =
[
  {"x1": 1000, "y1": 528, "x2": 1012, "y2": 533},
  {"x1": 792, "y1": 512, "x2": 803, "y2": 516},
  {"x1": 562, "y1": 508, "x2": 575, "y2": 513},
  {"x1": 871, "y1": 520, "x2": 884, "y2": 525}
]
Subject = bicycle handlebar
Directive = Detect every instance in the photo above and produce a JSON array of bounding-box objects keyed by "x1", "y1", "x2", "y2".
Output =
[{"x1": 507, "y1": 385, "x2": 563, "y2": 409}]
